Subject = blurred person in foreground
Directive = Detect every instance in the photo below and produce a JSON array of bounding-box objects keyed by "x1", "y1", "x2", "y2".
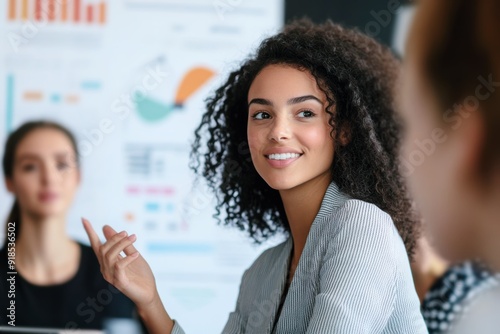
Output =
[
  {"x1": 0, "y1": 121, "x2": 137, "y2": 330},
  {"x1": 401, "y1": 0, "x2": 500, "y2": 332}
]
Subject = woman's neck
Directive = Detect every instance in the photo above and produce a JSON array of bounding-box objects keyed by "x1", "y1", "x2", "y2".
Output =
[
  {"x1": 279, "y1": 173, "x2": 331, "y2": 265},
  {"x1": 15, "y1": 212, "x2": 79, "y2": 285}
]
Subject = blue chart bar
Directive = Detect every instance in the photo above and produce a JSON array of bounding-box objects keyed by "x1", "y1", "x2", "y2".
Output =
[
  {"x1": 147, "y1": 243, "x2": 214, "y2": 254},
  {"x1": 145, "y1": 202, "x2": 160, "y2": 212},
  {"x1": 6, "y1": 75, "x2": 14, "y2": 133},
  {"x1": 51, "y1": 93, "x2": 62, "y2": 103},
  {"x1": 81, "y1": 80, "x2": 101, "y2": 90}
]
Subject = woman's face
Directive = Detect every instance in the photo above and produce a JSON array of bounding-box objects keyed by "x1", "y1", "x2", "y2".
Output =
[
  {"x1": 247, "y1": 64, "x2": 334, "y2": 191},
  {"x1": 6, "y1": 128, "x2": 80, "y2": 220},
  {"x1": 400, "y1": 62, "x2": 478, "y2": 261}
]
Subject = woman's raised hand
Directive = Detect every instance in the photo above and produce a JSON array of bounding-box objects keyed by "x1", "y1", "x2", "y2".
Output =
[
  {"x1": 82, "y1": 218, "x2": 175, "y2": 333},
  {"x1": 82, "y1": 218, "x2": 158, "y2": 309}
]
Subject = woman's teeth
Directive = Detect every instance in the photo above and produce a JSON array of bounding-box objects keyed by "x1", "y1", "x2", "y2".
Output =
[{"x1": 267, "y1": 153, "x2": 301, "y2": 160}]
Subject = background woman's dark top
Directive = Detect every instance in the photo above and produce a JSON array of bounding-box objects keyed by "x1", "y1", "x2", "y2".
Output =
[{"x1": 0, "y1": 242, "x2": 136, "y2": 329}]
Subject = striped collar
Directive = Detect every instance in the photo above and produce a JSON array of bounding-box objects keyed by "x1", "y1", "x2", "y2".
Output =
[
  {"x1": 271, "y1": 181, "x2": 349, "y2": 332},
  {"x1": 282, "y1": 181, "x2": 349, "y2": 252},
  {"x1": 313, "y1": 181, "x2": 349, "y2": 222},
  {"x1": 281, "y1": 180, "x2": 349, "y2": 267}
]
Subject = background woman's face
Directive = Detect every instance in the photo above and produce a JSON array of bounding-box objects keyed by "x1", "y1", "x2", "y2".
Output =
[
  {"x1": 246, "y1": 64, "x2": 334, "y2": 191},
  {"x1": 400, "y1": 63, "x2": 478, "y2": 261},
  {"x1": 6, "y1": 128, "x2": 80, "y2": 220}
]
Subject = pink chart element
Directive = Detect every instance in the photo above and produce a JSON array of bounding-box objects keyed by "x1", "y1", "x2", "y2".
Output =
[{"x1": 126, "y1": 186, "x2": 176, "y2": 196}]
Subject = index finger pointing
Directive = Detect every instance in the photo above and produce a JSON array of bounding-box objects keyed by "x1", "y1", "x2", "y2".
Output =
[
  {"x1": 103, "y1": 225, "x2": 139, "y2": 257},
  {"x1": 82, "y1": 217, "x2": 102, "y2": 253}
]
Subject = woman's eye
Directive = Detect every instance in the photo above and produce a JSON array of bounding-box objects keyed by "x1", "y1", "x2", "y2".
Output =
[
  {"x1": 252, "y1": 111, "x2": 271, "y2": 120},
  {"x1": 57, "y1": 162, "x2": 70, "y2": 170},
  {"x1": 297, "y1": 110, "x2": 315, "y2": 118},
  {"x1": 21, "y1": 164, "x2": 36, "y2": 172}
]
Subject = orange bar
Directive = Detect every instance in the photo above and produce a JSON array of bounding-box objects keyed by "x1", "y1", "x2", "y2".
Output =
[
  {"x1": 35, "y1": 0, "x2": 42, "y2": 21},
  {"x1": 8, "y1": 0, "x2": 16, "y2": 20},
  {"x1": 24, "y1": 91, "x2": 44, "y2": 101},
  {"x1": 65, "y1": 95, "x2": 79, "y2": 104},
  {"x1": 21, "y1": 0, "x2": 28, "y2": 20},
  {"x1": 99, "y1": 2, "x2": 106, "y2": 24},
  {"x1": 61, "y1": 0, "x2": 68, "y2": 21},
  {"x1": 48, "y1": 0, "x2": 55, "y2": 21},
  {"x1": 74, "y1": 0, "x2": 80, "y2": 22}
]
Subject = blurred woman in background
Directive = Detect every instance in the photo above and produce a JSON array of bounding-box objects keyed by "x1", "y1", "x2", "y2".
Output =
[
  {"x1": 0, "y1": 121, "x2": 136, "y2": 330},
  {"x1": 402, "y1": 0, "x2": 500, "y2": 332}
]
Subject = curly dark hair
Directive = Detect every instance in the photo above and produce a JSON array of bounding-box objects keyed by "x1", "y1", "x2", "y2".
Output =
[{"x1": 191, "y1": 19, "x2": 419, "y2": 257}]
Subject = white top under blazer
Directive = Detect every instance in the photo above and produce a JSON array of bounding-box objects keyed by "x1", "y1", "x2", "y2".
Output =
[{"x1": 172, "y1": 182, "x2": 428, "y2": 333}]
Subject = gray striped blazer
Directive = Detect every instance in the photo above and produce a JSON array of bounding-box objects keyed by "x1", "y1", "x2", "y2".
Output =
[{"x1": 172, "y1": 182, "x2": 428, "y2": 333}]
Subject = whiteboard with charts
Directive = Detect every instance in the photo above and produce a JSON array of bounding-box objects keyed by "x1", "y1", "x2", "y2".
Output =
[{"x1": 0, "y1": 1, "x2": 284, "y2": 333}]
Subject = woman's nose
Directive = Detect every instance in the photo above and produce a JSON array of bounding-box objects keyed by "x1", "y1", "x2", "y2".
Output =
[
  {"x1": 40, "y1": 163, "x2": 60, "y2": 185},
  {"x1": 268, "y1": 116, "x2": 291, "y2": 143}
]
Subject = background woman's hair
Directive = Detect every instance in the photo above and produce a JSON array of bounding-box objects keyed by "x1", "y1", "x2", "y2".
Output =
[
  {"x1": 191, "y1": 19, "x2": 419, "y2": 256},
  {"x1": 2, "y1": 120, "x2": 80, "y2": 247},
  {"x1": 408, "y1": 0, "x2": 500, "y2": 170}
]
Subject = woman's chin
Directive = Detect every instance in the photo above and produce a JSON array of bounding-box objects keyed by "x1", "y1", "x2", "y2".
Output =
[
  {"x1": 30, "y1": 206, "x2": 66, "y2": 219},
  {"x1": 263, "y1": 177, "x2": 299, "y2": 191}
]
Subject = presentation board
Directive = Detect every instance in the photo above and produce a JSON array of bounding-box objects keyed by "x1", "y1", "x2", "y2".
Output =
[{"x1": 0, "y1": 1, "x2": 284, "y2": 332}]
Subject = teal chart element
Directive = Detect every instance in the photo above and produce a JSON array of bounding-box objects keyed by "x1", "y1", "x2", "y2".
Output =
[
  {"x1": 134, "y1": 92, "x2": 181, "y2": 122},
  {"x1": 134, "y1": 66, "x2": 215, "y2": 122}
]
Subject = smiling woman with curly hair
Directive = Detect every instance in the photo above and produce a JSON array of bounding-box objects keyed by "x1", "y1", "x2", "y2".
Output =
[
  {"x1": 192, "y1": 20, "x2": 419, "y2": 254},
  {"x1": 83, "y1": 20, "x2": 427, "y2": 334}
]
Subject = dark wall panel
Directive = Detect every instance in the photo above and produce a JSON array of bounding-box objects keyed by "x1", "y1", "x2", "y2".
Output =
[{"x1": 285, "y1": 0, "x2": 412, "y2": 48}]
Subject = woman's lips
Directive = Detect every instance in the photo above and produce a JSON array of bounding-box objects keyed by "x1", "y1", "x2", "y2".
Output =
[
  {"x1": 265, "y1": 153, "x2": 302, "y2": 168},
  {"x1": 38, "y1": 192, "x2": 58, "y2": 202}
]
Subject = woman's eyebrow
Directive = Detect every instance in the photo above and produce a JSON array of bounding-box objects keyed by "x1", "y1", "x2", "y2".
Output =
[
  {"x1": 16, "y1": 153, "x2": 39, "y2": 162},
  {"x1": 248, "y1": 98, "x2": 273, "y2": 107},
  {"x1": 16, "y1": 151, "x2": 71, "y2": 162},
  {"x1": 54, "y1": 152, "x2": 71, "y2": 159},
  {"x1": 248, "y1": 95, "x2": 322, "y2": 107},
  {"x1": 286, "y1": 95, "x2": 322, "y2": 105}
]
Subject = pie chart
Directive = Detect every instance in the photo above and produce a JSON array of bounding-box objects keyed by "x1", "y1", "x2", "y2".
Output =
[{"x1": 135, "y1": 66, "x2": 216, "y2": 122}]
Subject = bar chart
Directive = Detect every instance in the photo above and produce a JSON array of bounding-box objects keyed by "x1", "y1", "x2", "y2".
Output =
[{"x1": 7, "y1": 0, "x2": 106, "y2": 24}]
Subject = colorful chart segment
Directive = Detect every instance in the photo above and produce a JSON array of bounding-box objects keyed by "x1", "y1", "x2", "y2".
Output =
[
  {"x1": 7, "y1": 0, "x2": 107, "y2": 24},
  {"x1": 135, "y1": 66, "x2": 216, "y2": 122},
  {"x1": 174, "y1": 67, "x2": 215, "y2": 107}
]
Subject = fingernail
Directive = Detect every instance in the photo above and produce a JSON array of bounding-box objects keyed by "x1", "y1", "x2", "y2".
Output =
[
  {"x1": 128, "y1": 234, "x2": 136, "y2": 240},
  {"x1": 119, "y1": 231, "x2": 127, "y2": 237}
]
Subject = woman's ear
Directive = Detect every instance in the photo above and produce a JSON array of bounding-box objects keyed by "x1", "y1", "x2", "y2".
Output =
[
  {"x1": 338, "y1": 123, "x2": 352, "y2": 146},
  {"x1": 5, "y1": 178, "x2": 14, "y2": 193}
]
